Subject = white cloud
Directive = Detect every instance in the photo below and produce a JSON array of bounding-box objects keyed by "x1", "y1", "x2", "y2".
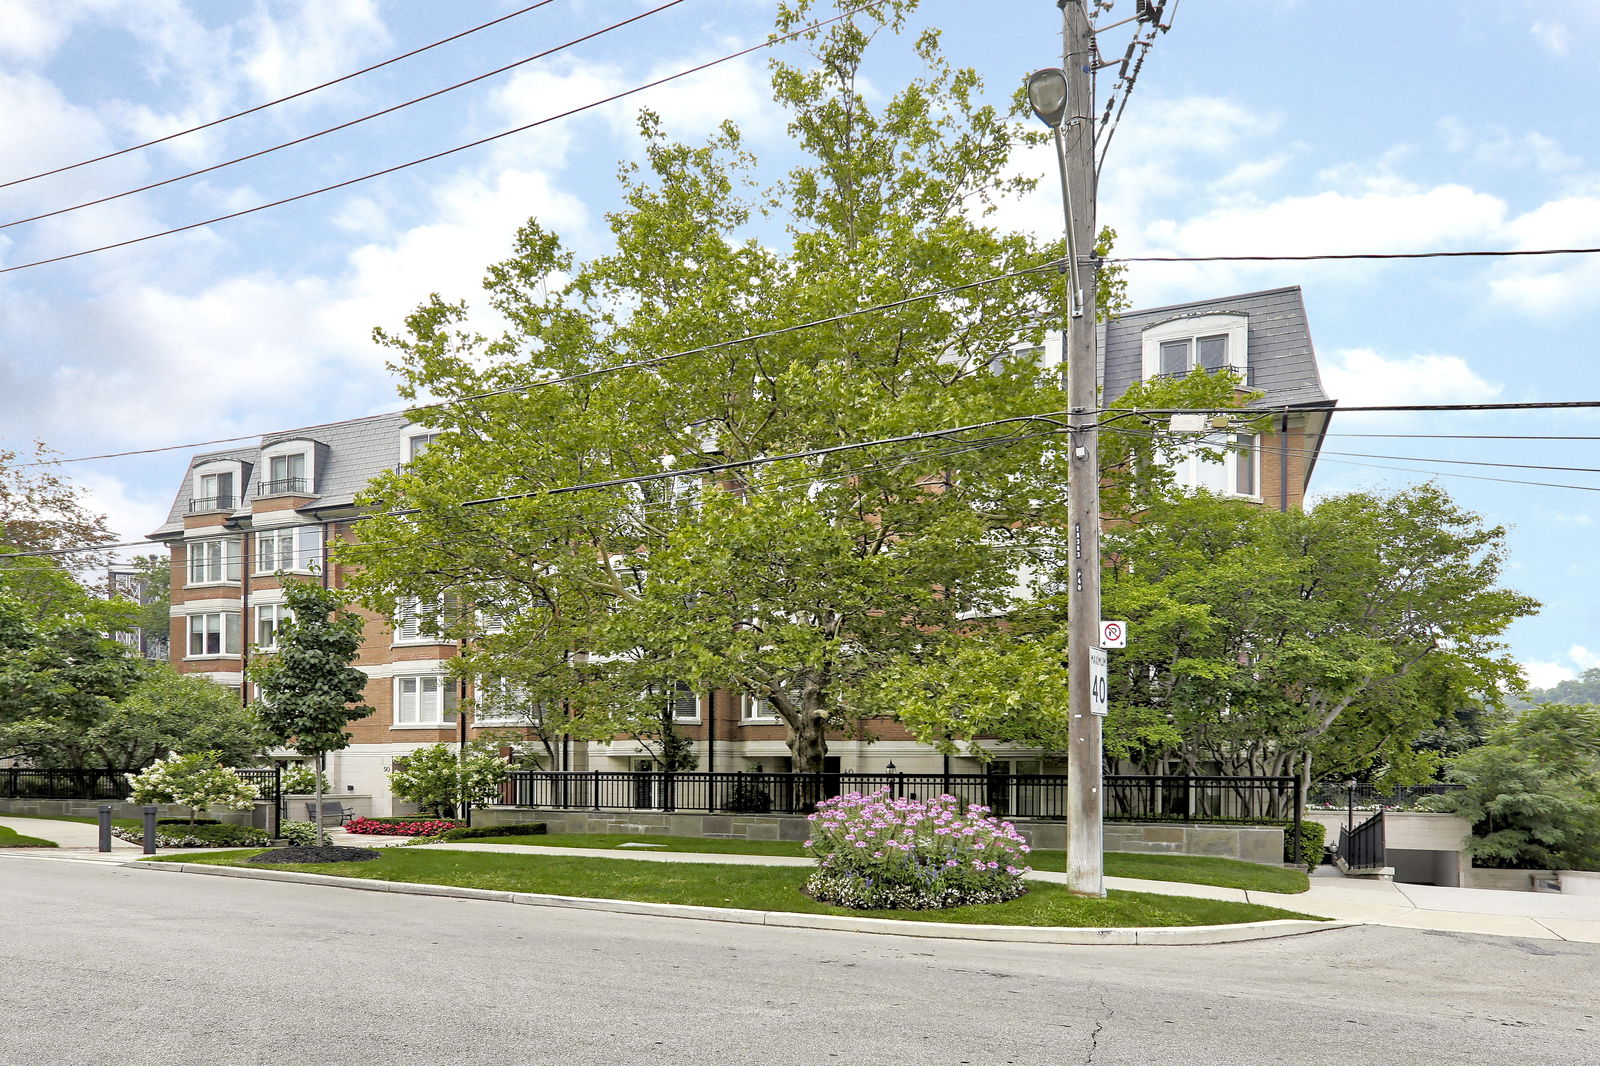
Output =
[
  {"x1": 1320, "y1": 348, "x2": 1503, "y2": 408},
  {"x1": 1531, "y1": 19, "x2": 1570, "y2": 56},
  {"x1": 1569, "y1": 644, "x2": 1600, "y2": 670},
  {"x1": 77, "y1": 469, "x2": 178, "y2": 545},
  {"x1": 1522, "y1": 660, "x2": 1576, "y2": 688},
  {"x1": 1436, "y1": 117, "x2": 1579, "y2": 175}
]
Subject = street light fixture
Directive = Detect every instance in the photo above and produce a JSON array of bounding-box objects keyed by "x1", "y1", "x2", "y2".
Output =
[{"x1": 1025, "y1": 68, "x2": 1069, "y2": 128}]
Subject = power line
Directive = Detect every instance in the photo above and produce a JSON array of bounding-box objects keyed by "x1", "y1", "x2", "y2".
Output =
[
  {"x1": 0, "y1": 2, "x2": 878, "y2": 277},
  {"x1": 0, "y1": 421, "x2": 1070, "y2": 564},
  {"x1": 0, "y1": 2, "x2": 560, "y2": 191},
  {"x1": 1099, "y1": 399, "x2": 1600, "y2": 416},
  {"x1": 1100, "y1": 423, "x2": 1600, "y2": 495},
  {"x1": 1326, "y1": 432, "x2": 1600, "y2": 442},
  {"x1": 12, "y1": 258, "x2": 1064, "y2": 469},
  {"x1": 1101, "y1": 247, "x2": 1600, "y2": 264},
  {"x1": 0, "y1": 0, "x2": 688, "y2": 232}
]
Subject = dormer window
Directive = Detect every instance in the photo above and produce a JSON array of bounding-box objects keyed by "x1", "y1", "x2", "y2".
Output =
[
  {"x1": 1142, "y1": 313, "x2": 1249, "y2": 385},
  {"x1": 190, "y1": 460, "x2": 243, "y2": 513},
  {"x1": 257, "y1": 440, "x2": 316, "y2": 498},
  {"x1": 401, "y1": 428, "x2": 441, "y2": 465}
]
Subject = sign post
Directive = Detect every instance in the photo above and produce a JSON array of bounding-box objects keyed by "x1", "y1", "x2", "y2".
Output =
[{"x1": 1088, "y1": 647, "x2": 1109, "y2": 717}]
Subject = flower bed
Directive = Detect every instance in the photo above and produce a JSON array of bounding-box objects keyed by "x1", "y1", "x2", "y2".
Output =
[
  {"x1": 112, "y1": 823, "x2": 269, "y2": 848},
  {"x1": 803, "y1": 789, "x2": 1032, "y2": 910},
  {"x1": 344, "y1": 817, "x2": 463, "y2": 837}
]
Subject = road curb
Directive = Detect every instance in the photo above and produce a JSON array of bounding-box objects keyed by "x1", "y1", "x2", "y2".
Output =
[{"x1": 133, "y1": 860, "x2": 1349, "y2": 946}]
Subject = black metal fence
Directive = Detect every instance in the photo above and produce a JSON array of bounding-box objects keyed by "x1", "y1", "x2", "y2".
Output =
[
  {"x1": 501, "y1": 771, "x2": 1300, "y2": 825},
  {"x1": 0, "y1": 768, "x2": 132, "y2": 801},
  {"x1": 0, "y1": 766, "x2": 282, "y2": 836},
  {"x1": 1337, "y1": 809, "x2": 1386, "y2": 871},
  {"x1": 1308, "y1": 783, "x2": 1464, "y2": 810}
]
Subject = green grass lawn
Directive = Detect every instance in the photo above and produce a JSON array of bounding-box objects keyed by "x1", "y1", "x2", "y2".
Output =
[
  {"x1": 449, "y1": 833, "x2": 1309, "y2": 894},
  {"x1": 0, "y1": 824, "x2": 59, "y2": 847},
  {"x1": 153, "y1": 848, "x2": 1318, "y2": 927}
]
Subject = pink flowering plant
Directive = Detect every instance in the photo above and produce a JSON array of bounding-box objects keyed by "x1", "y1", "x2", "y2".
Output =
[
  {"x1": 344, "y1": 817, "x2": 462, "y2": 837},
  {"x1": 803, "y1": 789, "x2": 1032, "y2": 910}
]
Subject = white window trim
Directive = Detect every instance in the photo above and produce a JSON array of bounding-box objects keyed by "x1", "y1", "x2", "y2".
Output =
[
  {"x1": 473, "y1": 680, "x2": 544, "y2": 726},
  {"x1": 1176, "y1": 432, "x2": 1262, "y2": 501},
  {"x1": 186, "y1": 611, "x2": 242, "y2": 659},
  {"x1": 191, "y1": 459, "x2": 243, "y2": 512},
  {"x1": 392, "y1": 674, "x2": 457, "y2": 728},
  {"x1": 254, "y1": 603, "x2": 292, "y2": 651},
  {"x1": 256, "y1": 440, "x2": 317, "y2": 497},
  {"x1": 1140, "y1": 313, "x2": 1248, "y2": 382},
  {"x1": 253, "y1": 525, "x2": 324, "y2": 575},
  {"x1": 185, "y1": 537, "x2": 241, "y2": 588},
  {"x1": 400, "y1": 427, "x2": 442, "y2": 466},
  {"x1": 662, "y1": 684, "x2": 700, "y2": 725},
  {"x1": 392, "y1": 596, "x2": 450, "y2": 646},
  {"x1": 740, "y1": 692, "x2": 783, "y2": 723}
]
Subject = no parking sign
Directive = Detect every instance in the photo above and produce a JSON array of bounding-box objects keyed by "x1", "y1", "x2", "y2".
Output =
[{"x1": 1099, "y1": 620, "x2": 1127, "y2": 648}]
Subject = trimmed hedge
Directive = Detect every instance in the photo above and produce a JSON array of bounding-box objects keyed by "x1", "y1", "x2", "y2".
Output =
[
  {"x1": 156, "y1": 818, "x2": 221, "y2": 826},
  {"x1": 436, "y1": 822, "x2": 548, "y2": 841},
  {"x1": 113, "y1": 823, "x2": 269, "y2": 848}
]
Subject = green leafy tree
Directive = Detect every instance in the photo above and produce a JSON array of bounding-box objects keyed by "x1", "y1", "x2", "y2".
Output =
[
  {"x1": 1070, "y1": 485, "x2": 1537, "y2": 812},
  {"x1": 0, "y1": 663, "x2": 262, "y2": 772},
  {"x1": 389, "y1": 740, "x2": 509, "y2": 817},
  {"x1": 0, "y1": 592, "x2": 144, "y2": 781},
  {"x1": 1425, "y1": 703, "x2": 1600, "y2": 870},
  {"x1": 248, "y1": 581, "x2": 372, "y2": 845},
  {"x1": 1512, "y1": 667, "x2": 1600, "y2": 709},
  {"x1": 342, "y1": 0, "x2": 1239, "y2": 772},
  {"x1": 129, "y1": 554, "x2": 171, "y2": 646},
  {"x1": 126, "y1": 751, "x2": 259, "y2": 824}
]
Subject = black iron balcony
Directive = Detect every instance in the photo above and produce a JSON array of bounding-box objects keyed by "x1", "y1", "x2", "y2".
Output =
[
  {"x1": 256, "y1": 477, "x2": 312, "y2": 497},
  {"x1": 187, "y1": 495, "x2": 236, "y2": 513}
]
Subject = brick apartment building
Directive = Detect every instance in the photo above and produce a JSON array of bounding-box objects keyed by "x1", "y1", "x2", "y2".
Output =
[{"x1": 149, "y1": 286, "x2": 1334, "y2": 815}]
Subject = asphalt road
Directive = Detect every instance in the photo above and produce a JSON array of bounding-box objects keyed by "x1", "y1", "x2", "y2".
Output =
[{"x1": 1, "y1": 856, "x2": 1595, "y2": 1066}]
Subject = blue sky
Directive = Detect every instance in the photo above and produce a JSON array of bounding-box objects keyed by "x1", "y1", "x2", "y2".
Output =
[{"x1": 2, "y1": 0, "x2": 1597, "y2": 686}]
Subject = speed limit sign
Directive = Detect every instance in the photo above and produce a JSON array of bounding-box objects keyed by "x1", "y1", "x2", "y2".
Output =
[{"x1": 1099, "y1": 620, "x2": 1127, "y2": 648}]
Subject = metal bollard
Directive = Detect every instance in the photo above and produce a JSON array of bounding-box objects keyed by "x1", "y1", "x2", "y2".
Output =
[
  {"x1": 97, "y1": 805, "x2": 111, "y2": 853},
  {"x1": 142, "y1": 805, "x2": 157, "y2": 855}
]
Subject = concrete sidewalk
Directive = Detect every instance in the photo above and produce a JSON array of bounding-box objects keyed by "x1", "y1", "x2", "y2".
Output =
[{"x1": 8, "y1": 820, "x2": 1598, "y2": 944}]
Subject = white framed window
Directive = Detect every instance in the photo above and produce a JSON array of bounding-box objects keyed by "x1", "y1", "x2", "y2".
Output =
[
  {"x1": 254, "y1": 603, "x2": 292, "y2": 650},
  {"x1": 1141, "y1": 314, "x2": 1248, "y2": 384},
  {"x1": 740, "y1": 690, "x2": 787, "y2": 723},
  {"x1": 187, "y1": 538, "x2": 241, "y2": 585},
  {"x1": 190, "y1": 460, "x2": 242, "y2": 512},
  {"x1": 402, "y1": 429, "x2": 441, "y2": 465},
  {"x1": 187, "y1": 612, "x2": 241, "y2": 657},
  {"x1": 474, "y1": 680, "x2": 544, "y2": 726},
  {"x1": 255, "y1": 526, "x2": 323, "y2": 574},
  {"x1": 394, "y1": 675, "x2": 457, "y2": 726},
  {"x1": 659, "y1": 682, "x2": 699, "y2": 723},
  {"x1": 1177, "y1": 433, "x2": 1261, "y2": 498},
  {"x1": 256, "y1": 440, "x2": 316, "y2": 497},
  {"x1": 393, "y1": 596, "x2": 446, "y2": 644}
]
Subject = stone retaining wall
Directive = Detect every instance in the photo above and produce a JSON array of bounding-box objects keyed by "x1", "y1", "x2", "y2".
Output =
[
  {"x1": 472, "y1": 808, "x2": 1286, "y2": 865},
  {"x1": 0, "y1": 797, "x2": 265, "y2": 827}
]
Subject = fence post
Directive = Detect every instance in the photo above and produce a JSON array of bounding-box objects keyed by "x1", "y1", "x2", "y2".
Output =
[
  {"x1": 271, "y1": 764, "x2": 282, "y2": 840},
  {"x1": 97, "y1": 805, "x2": 111, "y2": 853},
  {"x1": 141, "y1": 805, "x2": 157, "y2": 855},
  {"x1": 895, "y1": 771, "x2": 904, "y2": 800},
  {"x1": 592, "y1": 769, "x2": 600, "y2": 811}
]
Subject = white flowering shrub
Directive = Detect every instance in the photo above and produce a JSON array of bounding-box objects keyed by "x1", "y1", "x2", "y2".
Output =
[
  {"x1": 279, "y1": 765, "x2": 331, "y2": 795},
  {"x1": 126, "y1": 751, "x2": 259, "y2": 823},
  {"x1": 803, "y1": 789, "x2": 1032, "y2": 910}
]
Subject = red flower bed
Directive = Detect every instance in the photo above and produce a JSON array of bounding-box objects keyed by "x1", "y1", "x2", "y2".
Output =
[{"x1": 344, "y1": 817, "x2": 463, "y2": 837}]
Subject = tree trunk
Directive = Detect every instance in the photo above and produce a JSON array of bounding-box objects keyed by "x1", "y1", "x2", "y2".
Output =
[
  {"x1": 787, "y1": 712, "x2": 829, "y2": 775},
  {"x1": 313, "y1": 760, "x2": 326, "y2": 847}
]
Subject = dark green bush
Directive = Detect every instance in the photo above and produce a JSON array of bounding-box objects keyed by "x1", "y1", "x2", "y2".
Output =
[
  {"x1": 724, "y1": 780, "x2": 772, "y2": 814},
  {"x1": 112, "y1": 823, "x2": 269, "y2": 848},
  {"x1": 157, "y1": 818, "x2": 221, "y2": 826},
  {"x1": 437, "y1": 822, "x2": 548, "y2": 841}
]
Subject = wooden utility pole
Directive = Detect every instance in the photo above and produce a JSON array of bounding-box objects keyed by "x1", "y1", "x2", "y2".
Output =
[{"x1": 1059, "y1": 0, "x2": 1104, "y2": 897}]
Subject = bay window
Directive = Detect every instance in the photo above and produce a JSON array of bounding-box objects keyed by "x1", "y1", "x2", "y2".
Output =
[{"x1": 187, "y1": 538, "x2": 241, "y2": 585}]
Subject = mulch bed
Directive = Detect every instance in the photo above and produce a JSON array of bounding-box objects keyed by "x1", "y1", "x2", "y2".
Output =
[{"x1": 246, "y1": 845, "x2": 382, "y2": 865}]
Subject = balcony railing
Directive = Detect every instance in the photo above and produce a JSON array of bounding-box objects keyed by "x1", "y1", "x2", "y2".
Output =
[
  {"x1": 187, "y1": 495, "x2": 236, "y2": 513},
  {"x1": 255, "y1": 477, "x2": 312, "y2": 497}
]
